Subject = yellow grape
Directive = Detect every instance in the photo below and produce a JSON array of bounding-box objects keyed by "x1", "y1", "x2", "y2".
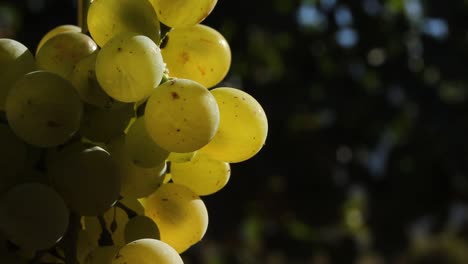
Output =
[
  {"x1": 144, "y1": 183, "x2": 208, "y2": 253},
  {"x1": 36, "y1": 24, "x2": 81, "y2": 54},
  {"x1": 96, "y1": 33, "x2": 165, "y2": 103},
  {"x1": 162, "y1": 24, "x2": 231, "y2": 88},
  {"x1": 0, "y1": 38, "x2": 35, "y2": 110},
  {"x1": 200, "y1": 87, "x2": 268, "y2": 162},
  {"x1": 80, "y1": 103, "x2": 134, "y2": 143},
  {"x1": 5, "y1": 71, "x2": 83, "y2": 147},
  {"x1": 111, "y1": 238, "x2": 183, "y2": 264},
  {"x1": 167, "y1": 151, "x2": 196, "y2": 163},
  {"x1": 87, "y1": 0, "x2": 160, "y2": 47},
  {"x1": 125, "y1": 117, "x2": 169, "y2": 168},
  {"x1": 144, "y1": 78, "x2": 220, "y2": 153},
  {"x1": 70, "y1": 50, "x2": 123, "y2": 109},
  {"x1": 171, "y1": 152, "x2": 230, "y2": 196},
  {"x1": 149, "y1": 0, "x2": 217, "y2": 28},
  {"x1": 48, "y1": 144, "x2": 121, "y2": 216},
  {"x1": 85, "y1": 245, "x2": 120, "y2": 264},
  {"x1": 0, "y1": 124, "x2": 27, "y2": 195},
  {"x1": 36, "y1": 32, "x2": 97, "y2": 79},
  {"x1": 107, "y1": 136, "x2": 167, "y2": 199},
  {"x1": 124, "y1": 215, "x2": 160, "y2": 243},
  {"x1": 0, "y1": 183, "x2": 69, "y2": 251}
]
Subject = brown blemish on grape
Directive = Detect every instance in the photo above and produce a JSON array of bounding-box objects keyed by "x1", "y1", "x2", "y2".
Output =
[
  {"x1": 162, "y1": 198, "x2": 168, "y2": 201},
  {"x1": 180, "y1": 51, "x2": 190, "y2": 64},
  {"x1": 176, "y1": 128, "x2": 181, "y2": 132},
  {"x1": 117, "y1": 47, "x2": 122, "y2": 52},
  {"x1": 198, "y1": 65, "x2": 206, "y2": 76},
  {"x1": 171, "y1": 92, "x2": 180, "y2": 99}
]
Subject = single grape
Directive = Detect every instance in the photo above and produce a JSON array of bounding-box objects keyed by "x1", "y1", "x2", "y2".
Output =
[
  {"x1": 0, "y1": 38, "x2": 36, "y2": 110},
  {"x1": 36, "y1": 32, "x2": 97, "y2": 79},
  {"x1": 5, "y1": 71, "x2": 83, "y2": 147},
  {"x1": 48, "y1": 144, "x2": 121, "y2": 216},
  {"x1": 124, "y1": 215, "x2": 160, "y2": 243},
  {"x1": 149, "y1": 0, "x2": 218, "y2": 28},
  {"x1": 36, "y1": 24, "x2": 81, "y2": 54},
  {"x1": 0, "y1": 183, "x2": 69, "y2": 251},
  {"x1": 144, "y1": 78, "x2": 220, "y2": 153},
  {"x1": 162, "y1": 24, "x2": 231, "y2": 88},
  {"x1": 87, "y1": 0, "x2": 160, "y2": 47},
  {"x1": 107, "y1": 136, "x2": 167, "y2": 199},
  {"x1": 125, "y1": 117, "x2": 169, "y2": 168},
  {"x1": 79, "y1": 103, "x2": 135, "y2": 143},
  {"x1": 70, "y1": 50, "x2": 124, "y2": 109},
  {"x1": 200, "y1": 87, "x2": 268, "y2": 162},
  {"x1": 171, "y1": 152, "x2": 230, "y2": 196},
  {"x1": 144, "y1": 183, "x2": 208, "y2": 253},
  {"x1": 96, "y1": 33, "x2": 165, "y2": 103},
  {"x1": 111, "y1": 238, "x2": 183, "y2": 264}
]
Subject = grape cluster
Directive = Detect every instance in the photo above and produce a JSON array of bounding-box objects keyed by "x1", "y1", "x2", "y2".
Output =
[{"x1": 0, "y1": 0, "x2": 268, "y2": 263}]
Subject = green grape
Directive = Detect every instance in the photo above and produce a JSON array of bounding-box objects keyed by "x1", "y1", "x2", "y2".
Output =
[
  {"x1": 144, "y1": 78, "x2": 220, "y2": 153},
  {"x1": 111, "y1": 238, "x2": 183, "y2": 264},
  {"x1": 107, "y1": 136, "x2": 167, "y2": 199},
  {"x1": 0, "y1": 183, "x2": 69, "y2": 251},
  {"x1": 96, "y1": 33, "x2": 164, "y2": 103},
  {"x1": 87, "y1": 0, "x2": 160, "y2": 47},
  {"x1": 171, "y1": 152, "x2": 230, "y2": 196},
  {"x1": 36, "y1": 24, "x2": 81, "y2": 55},
  {"x1": 48, "y1": 144, "x2": 121, "y2": 216},
  {"x1": 0, "y1": 38, "x2": 36, "y2": 110},
  {"x1": 124, "y1": 215, "x2": 160, "y2": 243},
  {"x1": 80, "y1": 103, "x2": 134, "y2": 143},
  {"x1": 149, "y1": 0, "x2": 217, "y2": 28},
  {"x1": 200, "y1": 87, "x2": 268, "y2": 162},
  {"x1": 162, "y1": 24, "x2": 231, "y2": 88},
  {"x1": 71, "y1": 51, "x2": 124, "y2": 109},
  {"x1": 125, "y1": 117, "x2": 169, "y2": 168},
  {"x1": 0, "y1": 124, "x2": 27, "y2": 195},
  {"x1": 167, "y1": 151, "x2": 196, "y2": 163},
  {"x1": 144, "y1": 183, "x2": 208, "y2": 253},
  {"x1": 5, "y1": 71, "x2": 83, "y2": 147},
  {"x1": 36, "y1": 32, "x2": 97, "y2": 79},
  {"x1": 84, "y1": 197, "x2": 144, "y2": 247},
  {"x1": 85, "y1": 245, "x2": 120, "y2": 264}
]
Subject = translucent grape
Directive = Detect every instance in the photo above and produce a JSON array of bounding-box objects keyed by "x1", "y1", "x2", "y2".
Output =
[
  {"x1": 200, "y1": 87, "x2": 268, "y2": 162},
  {"x1": 0, "y1": 183, "x2": 69, "y2": 251},
  {"x1": 125, "y1": 117, "x2": 169, "y2": 168},
  {"x1": 70, "y1": 51, "x2": 123, "y2": 109},
  {"x1": 111, "y1": 238, "x2": 183, "y2": 264},
  {"x1": 124, "y1": 215, "x2": 160, "y2": 243},
  {"x1": 36, "y1": 24, "x2": 81, "y2": 54},
  {"x1": 79, "y1": 103, "x2": 134, "y2": 143},
  {"x1": 36, "y1": 32, "x2": 97, "y2": 79},
  {"x1": 48, "y1": 144, "x2": 121, "y2": 216},
  {"x1": 167, "y1": 151, "x2": 196, "y2": 163},
  {"x1": 87, "y1": 0, "x2": 160, "y2": 47},
  {"x1": 149, "y1": 0, "x2": 217, "y2": 28},
  {"x1": 107, "y1": 136, "x2": 166, "y2": 199},
  {"x1": 161, "y1": 24, "x2": 231, "y2": 88},
  {"x1": 0, "y1": 124, "x2": 27, "y2": 195},
  {"x1": 171, "y1": 152, "x2": 230, "y2": 196},
  {"x1": 144, "y1": 183, "x2": 208, "y2": 253},
  {"x1": 144, "y1": 78, "x2": 220, "y2": 153},
  {"x1": 96, "y1": 33, "x2": 165, "y2": 103},
  {"x1": 0, "y1": 38, "x2": 36, "y2": 110},
  {"x1": 5, "y1": 71, "x2": 83, "y2": 147}
]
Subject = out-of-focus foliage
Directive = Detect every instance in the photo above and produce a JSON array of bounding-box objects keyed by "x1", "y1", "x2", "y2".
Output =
[{"x1": 4, "y1": 0, "x2": 468, "y2": 262}]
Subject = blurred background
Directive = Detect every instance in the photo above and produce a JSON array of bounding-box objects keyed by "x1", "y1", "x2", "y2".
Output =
[{"x1": 3, "y1": 0, "x2": 468, "y2": 263}]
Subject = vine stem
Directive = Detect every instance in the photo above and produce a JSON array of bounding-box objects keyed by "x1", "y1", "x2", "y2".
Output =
[{"x1": 78, "y1": 0, "x2": 92, "y2": 33}]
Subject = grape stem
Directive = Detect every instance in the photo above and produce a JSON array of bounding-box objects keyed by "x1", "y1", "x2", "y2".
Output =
[
  {"x1": 62, "y1": 213, "x2": 80, "y2": 264},
  {"x1": 78, "y1": 0, "x2": 92, "y2": 33}
]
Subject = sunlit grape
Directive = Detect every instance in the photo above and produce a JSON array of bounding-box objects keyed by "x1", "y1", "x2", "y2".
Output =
[
  {"x1": 111, "y1": 238, "x2": 183, "y2": 264},
  {"x1": 149, "y1": 0, "x2": 218, "y2": 28},
  {"x1": 36, "y1": 24, "x2": 81, "y2": 54}
]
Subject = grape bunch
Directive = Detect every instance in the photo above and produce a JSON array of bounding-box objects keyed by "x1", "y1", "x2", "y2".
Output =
[{"x1": 0, "y1": 0, "x2": 268, "y2": 263}]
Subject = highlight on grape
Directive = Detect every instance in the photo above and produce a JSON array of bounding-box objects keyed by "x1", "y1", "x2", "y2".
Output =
[{"x1": 0, "y1": 0, "x2": 268, "y2": 262}]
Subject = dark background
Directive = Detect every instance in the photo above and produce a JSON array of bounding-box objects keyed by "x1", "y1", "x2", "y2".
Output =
[{"x1": 3, "y1": 0, "x2": 468, "y2": 263}]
